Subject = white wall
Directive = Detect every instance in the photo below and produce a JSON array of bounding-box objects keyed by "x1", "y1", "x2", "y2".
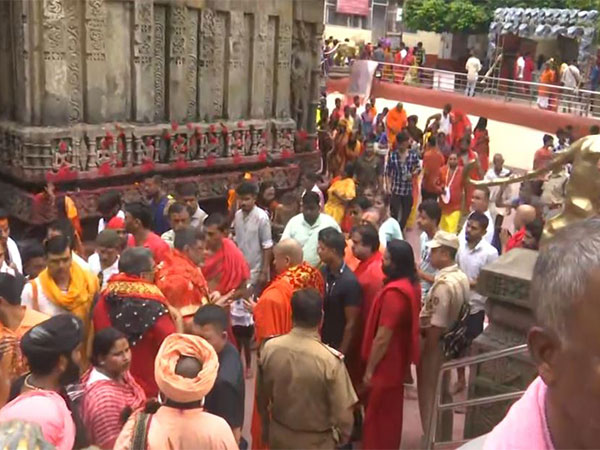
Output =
[{"x1": 324, "y1": 24, "x2": 372, "y2": 44}]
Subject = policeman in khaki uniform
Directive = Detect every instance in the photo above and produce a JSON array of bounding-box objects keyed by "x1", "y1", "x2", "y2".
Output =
[
  {"x1": 257, "y1": 288, "x2": 358, "y2": 449},
  {"x1": 416, "y1": 230, "x2": 470, "y2": 441}
]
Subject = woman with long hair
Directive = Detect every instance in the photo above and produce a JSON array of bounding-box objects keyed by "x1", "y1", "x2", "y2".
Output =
[
  {"x1": 257, "y1": 180, "x2": 278, "y2": 220},
  {"x1": 81, "y1": 327, "x2": 146, "y2": 449},
  {"x1": 361, "y1": 239, "x2": 421, "y2": 449}
]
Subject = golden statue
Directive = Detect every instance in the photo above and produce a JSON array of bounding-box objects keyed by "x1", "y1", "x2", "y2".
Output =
[{"x1": 471, "y1": 135, "x2": 600, "y2": 240}]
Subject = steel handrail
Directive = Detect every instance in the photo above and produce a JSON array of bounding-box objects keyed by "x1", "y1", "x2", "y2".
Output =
[
  {"x1": 423, "y1": 344, "x2": 529, "y2": 450},
  {"x1": 375, "y1": 61, "x2": 595, "y2": 95},
  {"x1": 329, "y1": 59, "x2": 600, "y2": 117}
]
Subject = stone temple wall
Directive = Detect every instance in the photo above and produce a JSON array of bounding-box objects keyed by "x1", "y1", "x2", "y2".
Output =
[{"x1": 0, "y1": 0, "x2": 324, "y2": 224}]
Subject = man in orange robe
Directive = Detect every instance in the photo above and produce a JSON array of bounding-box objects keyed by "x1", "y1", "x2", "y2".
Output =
[
  {"x1": 156, "y1": 227, "x2": 210, "y2": 324},
  {"x1": 250, "y1": 239, "x2": 325, "y2": 449},
  {"x1": 386, "y1": 102, "x2": 408, "y2": 148}
]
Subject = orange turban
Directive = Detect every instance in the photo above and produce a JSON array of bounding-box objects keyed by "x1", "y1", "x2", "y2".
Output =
[{"x1": 154, "y1": 333, "x2": 219, "y2": 403}]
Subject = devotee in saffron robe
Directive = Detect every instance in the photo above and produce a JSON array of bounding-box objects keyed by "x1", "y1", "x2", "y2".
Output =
[
  {"x1": 250, "y1": 239, "x2": 325, "y2": 449},
  {"x1": 386, "y1": 102, "x2": 408, "y2": 148},
  {"x1": 155, "y1": 228, "x2": 210, "y2": 322},
  {"x1": 202, "y1": 213, "x2": 250, "y2": 297},
  {"x1": 361, "y1": 240, "x2": 421, "y2": 450}
]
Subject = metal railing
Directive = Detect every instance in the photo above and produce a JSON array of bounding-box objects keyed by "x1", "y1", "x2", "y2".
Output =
[
  {"x1": 424, "y1": 343, "x2": 530, "y2": 450},
  {"x1": 363, "y1": 61, "x2": 600, "y2": 118}
]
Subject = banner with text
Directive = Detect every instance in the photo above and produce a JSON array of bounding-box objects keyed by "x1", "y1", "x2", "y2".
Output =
[{"x1": 336, "y1": 0, "x2": 369, "y2": 17}]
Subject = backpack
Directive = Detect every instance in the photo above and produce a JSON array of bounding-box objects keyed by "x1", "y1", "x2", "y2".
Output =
[{"x1": 441, "y1": 300, "x2": 471, "y2": 360}]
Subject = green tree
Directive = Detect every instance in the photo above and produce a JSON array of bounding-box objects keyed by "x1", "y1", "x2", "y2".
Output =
[
  {"x1": 446, "y1": 0, "x2": 489, "y2": 33},
  {"x1": 404, "y1": 0, "x2": 448, "y2": 33},
  {"x1": 404, "y1": 0, "x2": 600, "y2": 34}
]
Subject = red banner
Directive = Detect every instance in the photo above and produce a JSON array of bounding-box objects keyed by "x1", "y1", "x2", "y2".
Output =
[{"x1": 336, "y1": 0, "x2": 369, "y2": 17}]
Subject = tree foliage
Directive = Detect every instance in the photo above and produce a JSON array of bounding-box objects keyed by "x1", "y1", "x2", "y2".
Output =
[{"x1": 404, "y1": 0, "x2": 600, "y2": 34}]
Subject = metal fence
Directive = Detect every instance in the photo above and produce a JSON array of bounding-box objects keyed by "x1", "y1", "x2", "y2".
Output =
[
  {"x1": 367, "y1": 62, "x2": 600, "y2": 118},
  {"x1": 423, "y1": 344, "x2": 530, "y2": 450}
]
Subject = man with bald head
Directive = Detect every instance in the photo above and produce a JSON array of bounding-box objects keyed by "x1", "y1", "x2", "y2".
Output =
[
  {"x1": 252, "y1": 239, "x2": 325, "y2": 346},
  {"x1": 502, "y1": 204, "x2": 538, "y2": 252},
  {"x1": 250, "y1": 239, "x2": 326, "y2": 449}
]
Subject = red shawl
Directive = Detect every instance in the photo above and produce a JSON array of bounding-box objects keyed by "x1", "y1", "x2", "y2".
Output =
[
  {"x1": 451, "y1": 110, "x2": 472, "y2": 149},
  {"x1": 156, "y1": 249, "x2": 209, "y2": 317},
  {"x1": 354, "y1": 252, "x2": 385, "y2": 320},
  {"x1": 202, "y1": 238, "x2": 250, "y2": 294},
  {"x1": 361, "y1": 278, "x2": 421, "y2": 366},
  {"x1": 472, "y1": 129, "x2": 490, "y2": 173}
]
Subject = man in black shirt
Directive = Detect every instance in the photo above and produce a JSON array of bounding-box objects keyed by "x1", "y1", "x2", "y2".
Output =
[
  {"x1": 317, "y1": 227, "x2": 362, "y2": 355},
  {"x1": 192, "y1": 305, "x2": 245, "y2": 445}
]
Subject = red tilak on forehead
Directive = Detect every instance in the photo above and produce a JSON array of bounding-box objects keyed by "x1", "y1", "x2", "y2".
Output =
[{"x1": 0, "y1": 219, "x2": 8, "y2": 227}]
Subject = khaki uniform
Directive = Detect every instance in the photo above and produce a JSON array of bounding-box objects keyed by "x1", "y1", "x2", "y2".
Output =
[
  {"x1": 257, "y1": 327, "x2": 358, "y2": 450},
  {"x1": 417, "y1": 264, "x2": 470, "y2": 440}
]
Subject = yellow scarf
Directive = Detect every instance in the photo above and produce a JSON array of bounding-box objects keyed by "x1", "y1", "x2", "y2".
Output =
[{"x1": 38, "y1": 261, "x2": 98, "y2": 322}]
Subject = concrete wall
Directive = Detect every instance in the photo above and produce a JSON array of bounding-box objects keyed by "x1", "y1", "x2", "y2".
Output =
[
  {"x1": 403, "y1": 31, "x2": 443, "y2": 55},
  {"x1": 324, "y1": 24, "x2": 372, "y2": 44}
]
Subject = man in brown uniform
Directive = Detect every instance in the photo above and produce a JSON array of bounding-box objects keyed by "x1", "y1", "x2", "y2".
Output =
[
  {"x1": 257, "y1": 288, "x2": 358, "y2": 449},
  {"x1": 417, "y1": 231, "x2": 470, "y2": 441}
]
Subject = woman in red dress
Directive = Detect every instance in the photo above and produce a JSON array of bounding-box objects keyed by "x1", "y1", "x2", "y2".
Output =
[{"x1": 472, "y1": 117, "x2": 490, "y2": 174}]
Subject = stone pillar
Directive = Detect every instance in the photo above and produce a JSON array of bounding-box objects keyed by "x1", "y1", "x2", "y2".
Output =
[
  {"x1": 464, "y1": 248, "x2": 538, "y2": 438},
  {"x1": 41, "y1": 0, "x2": 69, "y2": 125},
  {"x1": 84, "y1": 0, "x2": 107, "y2": 123},
  {"x1": 167, "y1": 3, "x2": 188, "y2": 122},
  {"x1": 198, "y1": 9, "x2": 226, "y2": 121},
  {"x1": 132, "y1": 0, "x2": 154, "y2": 122},
  {"x1": 185, "y1": 9, "x2": 199, "y2": 121},
  {"x1": 275, "y1": 10, "x2": 292, "y2": 118},
  {"x1": 224, "y1": 10, "x2": 246, "y2": 120},
  {"x1": 0, "y1": 1, "x2": 14, "y2": 120},
  {"x1": 64, "y1": 0, "x2": 84, "y2": 123},
  {"x1": 153, "y1": 5, "x2": 167, "y2": 122},
  {"x1": 9, "y1": 1, "x2": 32, "y2": 124},
  {"x1": 307, "y1": 23, "x2": 323, "y2": 135},
  {"x1": 250, "y1": 13, "x2": 268, "y2": 119}
]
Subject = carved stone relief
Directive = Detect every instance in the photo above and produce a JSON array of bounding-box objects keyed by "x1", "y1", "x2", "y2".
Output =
[
  {"x1": 153, "y1": 5, "x2": 166, "y2": 121},
  {"x1": 291, "y1": 21, "x2": 311, "y2": 131}
]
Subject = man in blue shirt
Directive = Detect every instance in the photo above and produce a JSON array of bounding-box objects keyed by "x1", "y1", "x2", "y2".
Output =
[
  {"x1": 143, "y1": 175, "x2": 170, "y2": 235},
  {"x1": 385, "y1": 131, "x2": 420, "y2": 230}
]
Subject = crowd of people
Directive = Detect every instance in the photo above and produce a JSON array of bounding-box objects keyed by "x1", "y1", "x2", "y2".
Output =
[{"x1": 0, "y1": 92, "x2": 596, "y2": 449}]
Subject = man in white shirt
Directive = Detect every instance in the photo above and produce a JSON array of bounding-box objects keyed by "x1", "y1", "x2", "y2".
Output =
[
  {"x1": 465, "y1": 52, "x2": 482, "y2": 97},
  {"x1": 97, "y1": 190, "x2": 125, "y2": 234},
  {"x1": 458, "y1": 187, "x2": 494, "y2": 245},
  {"x1": 88, "y1": 229, "x2": 121, "y2": 289},
  {"x1": 281, "y1": 192, "x2": 340, "y2": 267},
  {"x1": 0, "y1": 209, "x2": 22, "y2": 273},
  {"x1": 161, "y1": 202, "x2": 192, "y2": 248},
  {"x1": 515, "y1": 54, "x2": 525, "y2": 81},
  {"x1": 175, "y1": 182, "x2": 208, "y2": 228},
  {"x1": 233, "y1": 182, "x2": 273, "y2": 291},
  {"x1": 300, "y1": 172, "x2": 324, "y2": 210},
  {"x1": 455, "y1": 211, "x2": 499, "y2": 392},
  {"x1": 484, "y1": 154, "x2": 512, "y2": 225}
]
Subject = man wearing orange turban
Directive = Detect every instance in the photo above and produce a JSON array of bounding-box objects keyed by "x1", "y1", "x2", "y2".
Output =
[{"x1": 114, "y1": 333, "x2": 237, "y2": 450}]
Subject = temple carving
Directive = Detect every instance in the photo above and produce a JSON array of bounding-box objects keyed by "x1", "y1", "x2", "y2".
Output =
[{"x1": 0, "y1": 0, "x2": 324, "y2": 224}]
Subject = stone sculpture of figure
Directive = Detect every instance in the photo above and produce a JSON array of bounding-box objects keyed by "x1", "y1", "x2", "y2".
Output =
[
  {"x1": 472, "y1": 135, "x2": 600, "y2": 241},
  {"x1": 291, "y1": 22, "x2": 311, "y2": 131}
]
